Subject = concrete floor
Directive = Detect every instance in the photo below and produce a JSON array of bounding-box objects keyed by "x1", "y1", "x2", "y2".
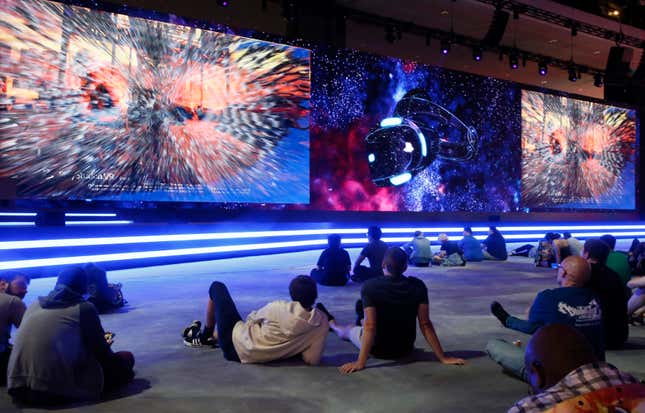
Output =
[{"x1": 2, "y1": 249, "x2": 645, "y2": 413}]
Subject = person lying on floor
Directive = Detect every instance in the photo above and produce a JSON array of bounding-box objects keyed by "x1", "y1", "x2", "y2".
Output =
[
  {"x1": 183, "y1": 275, "x2": 329, "y2": 365},
  {"x1": 508, "y1": 324, "x2": 642, "y2": 413},
  {"x1": 0, "y1": 272, "x2": 29, "y2": 387},
  {"x1": 324, "y1": 247, "x2": 465, "y2": 374},
  {"x1": 487, "y1": 256, "x2": 604, "y2": 380},
  {"x1": 7, "y1": 267, "x2": 135, "y2": 405}
]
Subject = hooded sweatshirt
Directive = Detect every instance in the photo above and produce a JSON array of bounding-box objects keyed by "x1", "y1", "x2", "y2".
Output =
[{"x1": 232, "y1": 300, "x2": 329, "y2": 364}]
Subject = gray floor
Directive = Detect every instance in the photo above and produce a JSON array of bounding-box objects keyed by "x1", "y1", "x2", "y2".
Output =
[{"x1": 2, "y1": 249, "x2": 645, "y2": 413}]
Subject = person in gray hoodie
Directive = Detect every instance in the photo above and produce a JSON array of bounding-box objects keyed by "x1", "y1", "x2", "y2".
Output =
[{"x1": 7, "y1": 267, "x2": 134, "y2": 405}]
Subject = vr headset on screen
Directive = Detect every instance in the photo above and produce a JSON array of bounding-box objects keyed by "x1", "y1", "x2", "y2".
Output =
[{"x1": 365, "y1": 90, "x2": 479, "y2": 186}]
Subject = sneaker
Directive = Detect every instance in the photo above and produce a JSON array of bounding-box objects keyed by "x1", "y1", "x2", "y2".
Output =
[{"x1": 182, "y1": 320, "x2": 203, "y2": 347}]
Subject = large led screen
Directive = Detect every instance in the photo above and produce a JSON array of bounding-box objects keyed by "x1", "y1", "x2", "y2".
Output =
[
  {"x1": 0, "y1": 0, "x2": 310, "y2": 203},
  {"x1": 521, "y1": 90, "x2": 638, "y2": 209},
  {"x1": 309, "y1": 50, "x2": 521, "y2": 212}
]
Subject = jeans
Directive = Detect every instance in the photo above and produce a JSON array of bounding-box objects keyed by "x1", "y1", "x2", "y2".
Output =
[
  {"x1": 505, "y1": 316, "x2": 540, "y2": 335},
  {"x1": 209, "y1": 281, "x2": 243, "y2": 362},
  {"x1": 486, "y1": 339, "x2": 527, "y2": 381}
]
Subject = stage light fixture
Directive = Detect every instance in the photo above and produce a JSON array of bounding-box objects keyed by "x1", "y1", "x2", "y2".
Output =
[
  {"x1": 509, "y1": 50, "x2": 519, "y2": 69},
  {"x1": 568, "y1": 64, "x2": 578, "y2": 81},
  {"x1": 538, "y1": 60, "x2": 548, "y2": 76},
  {"x1": 472, "y1": 46, "x2": 483, "y2": 61},
  {"x1": 217, "y1": 0, "x2": 229, "y2": 6},
  {"x1": 593, "y1": 73, "x2": 603, "y2": 87},
  {"x1": 440, "y1": 38, "x2": 451, "y2": 55}
]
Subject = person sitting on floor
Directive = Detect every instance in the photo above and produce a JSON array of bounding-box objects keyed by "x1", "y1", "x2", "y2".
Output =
[
  {"x1": 310, "y1": 234, "x2": 352, "y2": 286},
  {"x1": 7, "y1": 267, "x2": 134, "y2": 405},
  {"x1": 83, "y1": 263, "x2": 126, "y2": 313},
  {"x1": 487, "y1": 256, "x2": 604, "y2": 380},
  {"x1": 482, "y1": 226, "x2": 508, "y2": 261},
  {"x1": 459, "y1": 226, "x2": 483, "y2": 262},
  {"x1": 627, "y1": 239, "x2": 645, "y2": 275},
  {"x1": 352, "y1": 226, "x2": 388, "y2": 282},
  {"x1": 563, "y1": 232, "x2": 583, "y2": 257},
  {"x1": 402, "y1": 231, "x2": 432, "y2": 267},
  {"x1": 508, "y1": 324, "x2": 643, "y2": 413},
  {"x1": 0, "y1": 272, "x2": 29, "y2": 387},
  {"x1": 599, "y1": 234, "x2": 631, "y2": 286},
  {"x1": 183, "y1": 275, "x2": 329, "y2": 366},
  {"x1": 627, "y1": 276, "x2": 645, "y2": 325},
  {"x1": 583, "y1": 239, "x2": 629, "y2": 349},
  {"x1": 432, "y1": 234, "x2": 465, "y2": 266},
  {"x1": 326, "y1": 247, "x2": 465, "y2": 374}
]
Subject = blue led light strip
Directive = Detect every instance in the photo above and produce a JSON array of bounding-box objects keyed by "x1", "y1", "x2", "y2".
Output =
[
  {"x1": 0, "y1": 212, "x2": 37, "y2": 217},
  {"x1": 65, "y1": 213, "x2": 117, "y2": 217},
  {"x1": 65, "y1": 220, "x2": 133, "y2": 225}
]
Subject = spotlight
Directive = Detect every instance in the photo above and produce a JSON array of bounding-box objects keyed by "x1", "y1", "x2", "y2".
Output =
[
  {"x1": 568, "y1": 64, "x2": 578, "y2": 82},
  {"x1": 440, "y1": 38, "x2": 451, "y2": 55},
  {"x1": 593, "y1": 73, "x2": 603, "y2": 87},
  {"x1": 385, "y1": 25, "x2": 396, "y2": 43},
  {"x1": 509, "y1": 50, "x2": 519, "y2": 69},
  {"x1": 217, "y1": 0, "x2": 229, "y2": 6},
  {"x1": 538, "y1": 60, "x2": 548, "y2": 76},
  {"x1": 472, "y1": 46, "x2": 483, "y2": 61}
]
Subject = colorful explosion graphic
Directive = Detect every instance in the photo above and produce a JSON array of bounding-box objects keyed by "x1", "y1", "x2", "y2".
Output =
[
  {"x1": 521, "y1": 90, "x2": 637, "y2": 209},
  {"x1": 0, "y1": 0, "x2": 310, "y2": 203}
]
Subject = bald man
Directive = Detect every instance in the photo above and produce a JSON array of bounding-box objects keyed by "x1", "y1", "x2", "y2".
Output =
[
  {"x1": 509, "y1": 324, "x2": 640, "y2": 413},
  {"x1": 487, "y1": 256, "x2": 604, "y2": 380}
]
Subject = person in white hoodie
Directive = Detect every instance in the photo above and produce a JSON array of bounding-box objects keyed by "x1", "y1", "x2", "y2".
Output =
[{"x1": 183, "y1": 275, "x2": 329, "y2": 365}]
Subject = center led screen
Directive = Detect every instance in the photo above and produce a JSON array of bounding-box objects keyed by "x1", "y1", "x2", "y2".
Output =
[{"x1": 0, "y1": 0, "x2": 311, "y2": 203}]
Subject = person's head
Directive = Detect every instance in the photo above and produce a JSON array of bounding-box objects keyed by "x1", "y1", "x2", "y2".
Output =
[
  {"x1": 563, "y1": 232, "x2": 572, "y2": 239},
  {"x1": 382, "y1": 247, "x2": 408, "y2": 277},
  {"x1": 599, "y1": 234, "x2": 616, "y2": 251},
  {"x1": 289, "y1": 275, "x2": 317, "y2": 310},
  {"x1": 525, "y1": 324, "x2": 597, "y2": 393},
  {"x1": 0, "y1": 272, "x2": 30, "y2": 299},
  {"x1": 414, "y1": 230, "x2": 423, "y2": 238},
  {"x1": 367, "y1": 226, "x2": 382, "y2": 242},
  {"x1": 56, "y1": 266, "x2": 89, "y2": 296},
  {"x1": 463, "y1": 226, "x2": 473, "y2": 236},
  {"x1": 438, "y1": 233, "x2": 449, "y2": 243},
  {"x1": 582, "y1": 239, "x2": 610, "y2": 265},
  {"x1": 327, "y1": 234, "x2": 342, "y2": 249},
  {"x1": 556, "y1": 256, "x2": 591, "y2": 287}
]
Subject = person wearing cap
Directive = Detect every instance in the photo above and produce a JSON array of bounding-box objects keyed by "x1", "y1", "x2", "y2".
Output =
[{"x1": 7, "y1": 267, "x2": 135, "y2": 405}]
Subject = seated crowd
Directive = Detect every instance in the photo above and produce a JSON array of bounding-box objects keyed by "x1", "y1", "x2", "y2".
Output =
[{"x1": 2, "y1": 228, "x2": 645, "y2": 412}]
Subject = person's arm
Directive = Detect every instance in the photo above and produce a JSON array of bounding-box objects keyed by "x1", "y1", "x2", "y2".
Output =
[
  {"x1": 9, "y1": 299, "x2": 26, "y2": 328},
  {"x1": 506, "y1": 294, "x2": 546, "y2": 334},
  {"x1": 301, "y1": 320, "x2": 329, "y2": 366},
  {"x1": 316, "y1": 250, "x2": 327, "y2": 271},
  {"x1": 417, "y1": 304, "x2": 465, "y2": 365},
  {"x1": 79, "y1": 302, "x2": 119, "y2": 365},
  {"x1": 627, "y1": 276, "x2": 645, "y2": 289},
  {"x1": 353, "y1": 254, "x2": 366, "y2": 273},
  {"x1": 339, "y1": 307, "x2": 377, "y2": 374}
]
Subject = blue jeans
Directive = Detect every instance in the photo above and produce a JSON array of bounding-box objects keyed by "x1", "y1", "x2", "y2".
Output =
[{"x1": 485, "y1": 339, "x2": 527, "y2": 381}]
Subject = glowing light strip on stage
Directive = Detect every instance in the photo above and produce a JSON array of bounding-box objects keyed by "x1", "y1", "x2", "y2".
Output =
[
  {"x1": 65, "y1": 213, "x2": 118, "y2": 217},
  {"x1": 0, "y1": 212, "x2": 37, "y2": 217},
  {"x1": 2, "y1": 227, "x2": 645, "y2": 250},
  {"x1": 65, "y1": 220, "x2": 134, "y2": 225},
  {"x1": 0, "y1": 222, "x2": 36, "y2": 226},
  {"x1": 0, "y1": 239, "x2": 330, "y2": 270}
]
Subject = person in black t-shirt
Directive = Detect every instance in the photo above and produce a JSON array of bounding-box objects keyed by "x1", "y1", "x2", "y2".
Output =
[
  {"x1": 329, "y1": 247, "x2": 465, "y2": 374},
  {"x1": 583, "y1": 239, "x2": 629, "y2": 349},
  {"x1": 351, "y1": 226, "x2": 388, "y2": 283},
  {"x1": 432, "y1": 233, "x2": 465, "y2": 266},
  {"x1": 310, "y1": 234, "x2": 351, "y2": 286}
]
